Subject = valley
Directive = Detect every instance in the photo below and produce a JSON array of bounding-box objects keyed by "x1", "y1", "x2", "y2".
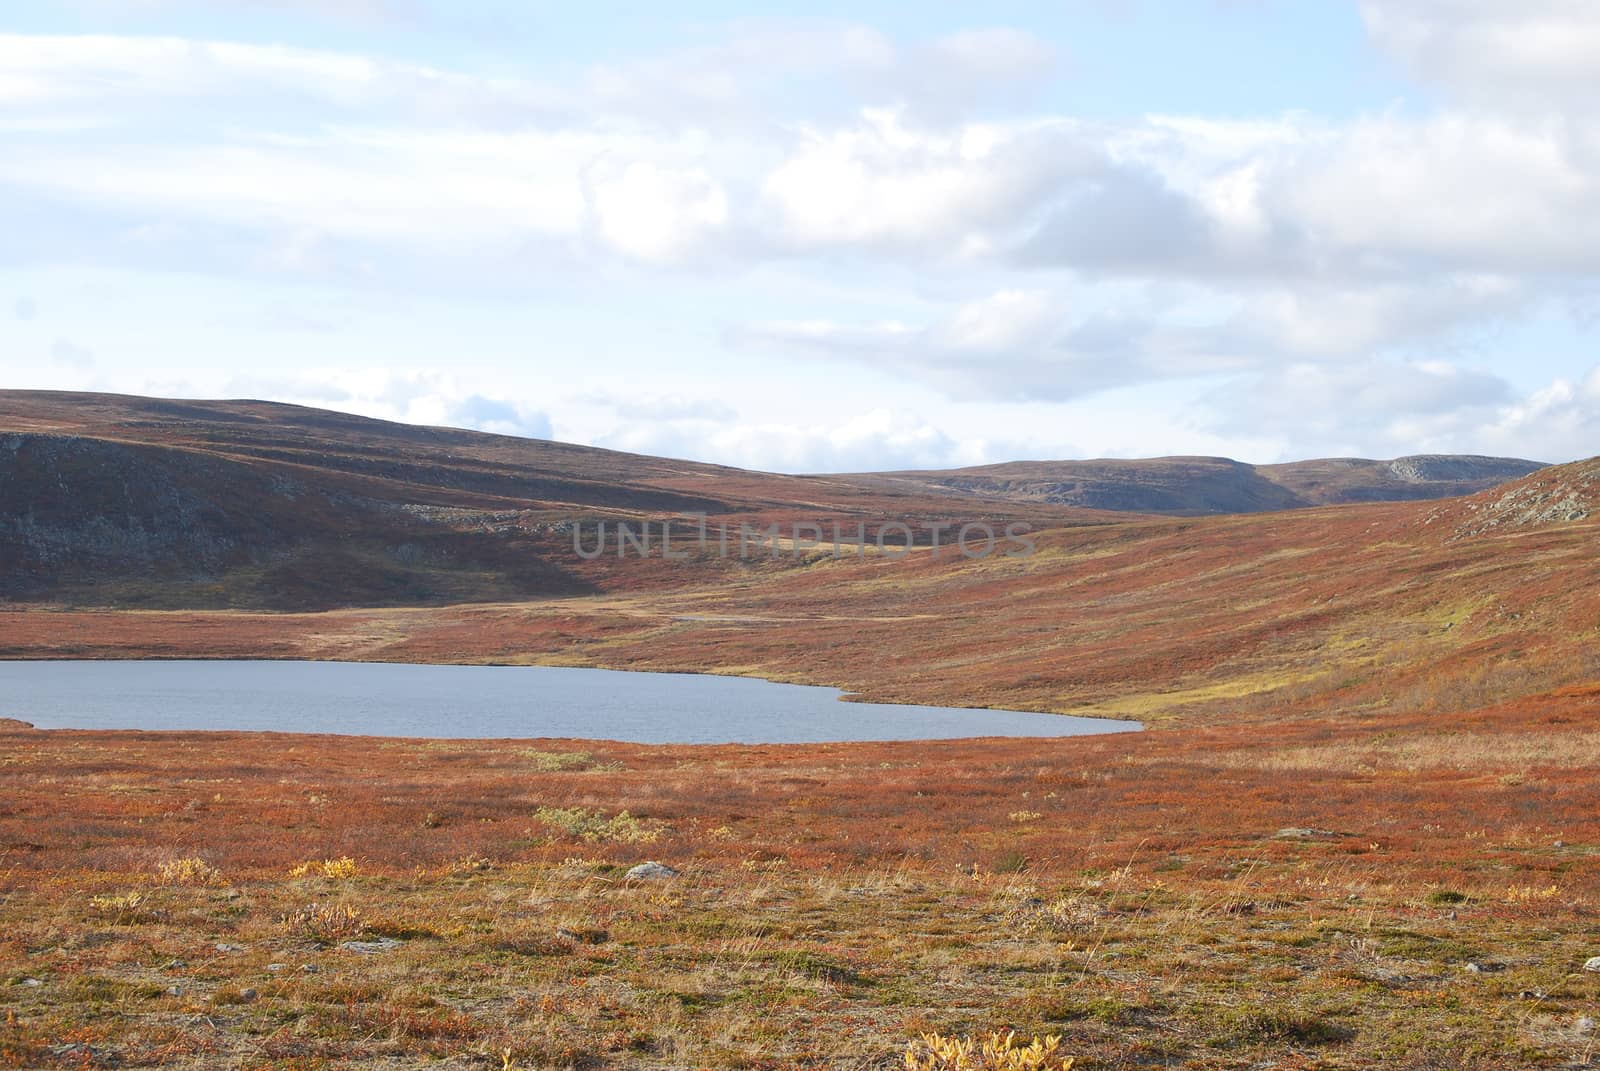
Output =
[{"x1": 1, "y1": 391, "x2": 1598, "y2": 1069}]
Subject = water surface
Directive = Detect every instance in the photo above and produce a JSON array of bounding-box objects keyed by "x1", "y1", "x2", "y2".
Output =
[{"x1": 0, "y1": 659, "x2": 1138, "y2": 744}]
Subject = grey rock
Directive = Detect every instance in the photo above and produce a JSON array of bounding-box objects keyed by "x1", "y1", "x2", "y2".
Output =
[
  {"x1": 1584, "y1": 956, "x2": 1600, "y2": 972},
  {"x1": 1576, "y1": 1016, "x2": 1596, "y2": 1035},
  {"x1": 214, "y1": 943, "x2": 245, "y2": 954},
  {"x1": 19, "y1": 977, "x2": 42, "y2": 988},
  {"x1": 50, "y1": 1044, "x2": 111, "y2": 1063},
  {"x1": 1465, "y1": 961, "x2": 1506, "y2": 974},
  {"x1": 1273, "y1": 827, "x2": 1345, "y2": 840},
  {"x1": 337, "y1": 937, "x2": 404, "y2": 955},
  {"x1": 625, "y1": 861, "x2": 681, "y2": 881}
]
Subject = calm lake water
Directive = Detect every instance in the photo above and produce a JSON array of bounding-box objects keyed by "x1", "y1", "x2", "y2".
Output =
[{"x1": 0, "y1": 660, "x2": 1138, "y2": 744}]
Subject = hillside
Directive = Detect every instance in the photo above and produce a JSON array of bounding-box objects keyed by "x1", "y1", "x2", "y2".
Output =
[
  {"x1": 0, "y1": 391, "x2": 1107, "y2": 607},
  {"x1": 4, "y1": 400, "x2": 1599, "y2": 1070},
  {"x1": 4, "y1": 393, "x2": 1597, "y2": 728},
  {"x1": 0, "y1": 390, "x2": 1550, "y2": 610},
  {"x1": 872, "y1": 454, "x2": 1546, "y2": 515}
]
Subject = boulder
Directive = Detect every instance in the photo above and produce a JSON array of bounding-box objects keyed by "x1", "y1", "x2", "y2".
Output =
[
  {"x1": 626, "y1": 861, "x2": 681, "y2": 881},
  {"x1": 338, "y1": 937, "x2": 404, "y2": 955}
]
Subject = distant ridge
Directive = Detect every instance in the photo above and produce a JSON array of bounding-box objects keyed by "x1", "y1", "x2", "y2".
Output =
[
  {"x1": 868, "y1": 454, "x2": 1547, "y2": 516},
  {"x1": 0, "y1": 389, "x2": 1551, "y2": 607}
]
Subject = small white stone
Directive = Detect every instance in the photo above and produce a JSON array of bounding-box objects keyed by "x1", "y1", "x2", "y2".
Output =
[
  {"x1": 338, "y1": 937, "x2": 404, "y2": 955},
  {"x1": 626, "y1": 860, "x2": 681, "y2": 881}
]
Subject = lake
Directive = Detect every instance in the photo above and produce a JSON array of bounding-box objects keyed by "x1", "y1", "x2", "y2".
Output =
[{"x1": 0, "y1": 659, "x2": 1138, "y2": 744}]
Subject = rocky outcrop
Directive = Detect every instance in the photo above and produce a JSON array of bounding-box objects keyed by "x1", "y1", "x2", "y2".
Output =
[
  {"x1": 0, "y1": 431, "x2": 594, "y2": 607},
  {"x1": 886, "y1": 454, "x2": 1546, "y2": 516},
  {"x1": 0, "y1": 433, "x2": 300, "y2": 589},
  {"x1": 1422, "y1": 459, "x2": 1599, "y2": 538},
  {"x1": 1385, "y1": 455, "x2": 1540, "y2": 485}
]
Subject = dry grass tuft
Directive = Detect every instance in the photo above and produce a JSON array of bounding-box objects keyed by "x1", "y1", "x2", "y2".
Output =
[
  {"x1": 281, "y1": 902, "x2": 364, "y2": 943},
  {"x1": 289, "y1": 856, "x2": 360, "y2": 879},
  {"x1": 906, "y1": 1031, "x2": 1073, "y2": 1070},
  {"x1": 156, "y1": 856, "x2": 224, "y2": 886},
  {"x1": 531, "y1": 806, "x2": 663, "y2": 843}
]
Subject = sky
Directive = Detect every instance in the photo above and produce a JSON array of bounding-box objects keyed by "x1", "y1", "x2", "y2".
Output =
[{"x1": 2, "y1": 1, "x2": 1598, "y2": 472}]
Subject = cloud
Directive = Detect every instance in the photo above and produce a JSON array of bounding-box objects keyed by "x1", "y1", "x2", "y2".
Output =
[
  {"x1": 50, "y1": 338, "x2": 95, "y2": 369},
  {"x1": 444, "y1": 394, "x2": 552, "y2": 439},
  {"x1": 760, "y1": 110, "x2": 1099, "y2": 256},
  {"x1": 584, "y1": 22, "x2": 1056, "y2": 126},
  {"x1": 83, "y1": 0, "x2": 406, "y2": 19},
  {"x1": 596, "y1": 407, "x2": 989, "y2": 474},
  {"x1": 579, "y1": 391, "x2": 739, "y2": 423},
  {"x1": 1361, "y1": 0, "x2": 1600, "y2": 109},
  {"x1": 732, "y1": 275, "x2": 1525, "y2": 402},
  {"x1": 1196, "y1": 359, "x2": 1514, "y2": 451},
  {"x1": 866, "y1": 27, "x2": 1057, "y2": 121},
  {"x1": 13, "y1": 296, "x2": 36, "y2": 320},
  {"x1": 731, "y1": 292, "x2": 1199, "y2": 402},
  {"x1": 1221, "y1": 276, "x2": 1529, "y2": 358},
  {"x1": 586, "y1": 161, "x2": 729, "y2": 263},
  {"x1": 1018, "y1": 164, "x2": 1219, "y2": 272},
  {"x1": 10, "y1": 30, "x2": 1600, "y2": 287},
  {"x1": 221, "y1": 368, "x2": 551, "y2": 439},
  {"x1": 0, "y1": 33, "x2": 574, "y2": 124},
  {"x1": 1474, "y1": 365, "x2": 1600, "y2": 461},
  {"x1": 1273, "y1": 113, "x2": 1600, "y2": 275},
  {"x1": 1193, "y1": 358, "x2": 1600, "y2": 465},
  {"x1": 5, "y1": 20, "x2": 1600, "y2": 465}
]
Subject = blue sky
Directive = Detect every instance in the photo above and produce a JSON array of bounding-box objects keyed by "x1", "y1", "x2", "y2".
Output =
[{"x1": 2, "y1": 1, "x2": 1598, "y2": 470}]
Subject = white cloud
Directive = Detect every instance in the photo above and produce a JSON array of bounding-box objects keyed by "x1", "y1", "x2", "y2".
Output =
[
  {"x1": 732, "y1": 275, "x2": 1526, "y2": 402},
  {"x1": 1196, "y1": 359, "x2": 1513, "y2": 451},
  {"x1": 1275, "y1": 113, "x2": 1600, "y2": 273},
  {"x1": 597, "y1": 407, "x2": 988, "y2": 474},
  {"x1": 82, "y1": 0, "x2": 404, "y2": 19},
  {"x1": 580, "y1": 391, "x2": 739, "y2": 423},
  {"x1": 588, "y1": 161, "x2": 728, "y2": 263},
  {"x1": 11, "y1": 30, "x2": 1600, "y2": 284},
  {"x1": 0, "y1": 130, "x2": 592, "y2": 247},
  {"x1": 1361, "y1": 0, "x2": 1600, "y2": 108},
  {"x1": 583, "y1": 22, "x2": 1055, "y2": 125},
  {"x1": 221, "y1": 368, "x2": 552, "y2": 439},
  {"x1": 1224, "y1": 276, "x2": 1528, "y2": 358},
  {"x1": 5, "y1": 19, "x2": 1600, "y2": 465},
  {"x1": 761, "y1": 110, "x2": 1097, "y2": 254},
  {"x1": 50, "y1": 338, "x2": 95, "y2": 370},
  {"x1": 1474, "y1": 365, "x2": 1600, "y2": 460},
  {"x1": 1193, "y1": 359, "x2": 1600, "y2": 464},
  {"x1": 940, "y1": 289, "x2": 1061, "y2": 353}
]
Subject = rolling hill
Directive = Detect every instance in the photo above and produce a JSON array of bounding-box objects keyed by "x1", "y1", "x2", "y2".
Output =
[
  {"x1": 868, "y1": 453, "x2": 1546, "y2": 514},
  {"x1": 0, "y1": 390, "x2": 1114, "y2": 607},
  {"x1": 1, "y1": 388, "x2": 1595, "y2": 732},
  {"x1": 0, "y1": 389, "x2": 1550, "y2": 610}
]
